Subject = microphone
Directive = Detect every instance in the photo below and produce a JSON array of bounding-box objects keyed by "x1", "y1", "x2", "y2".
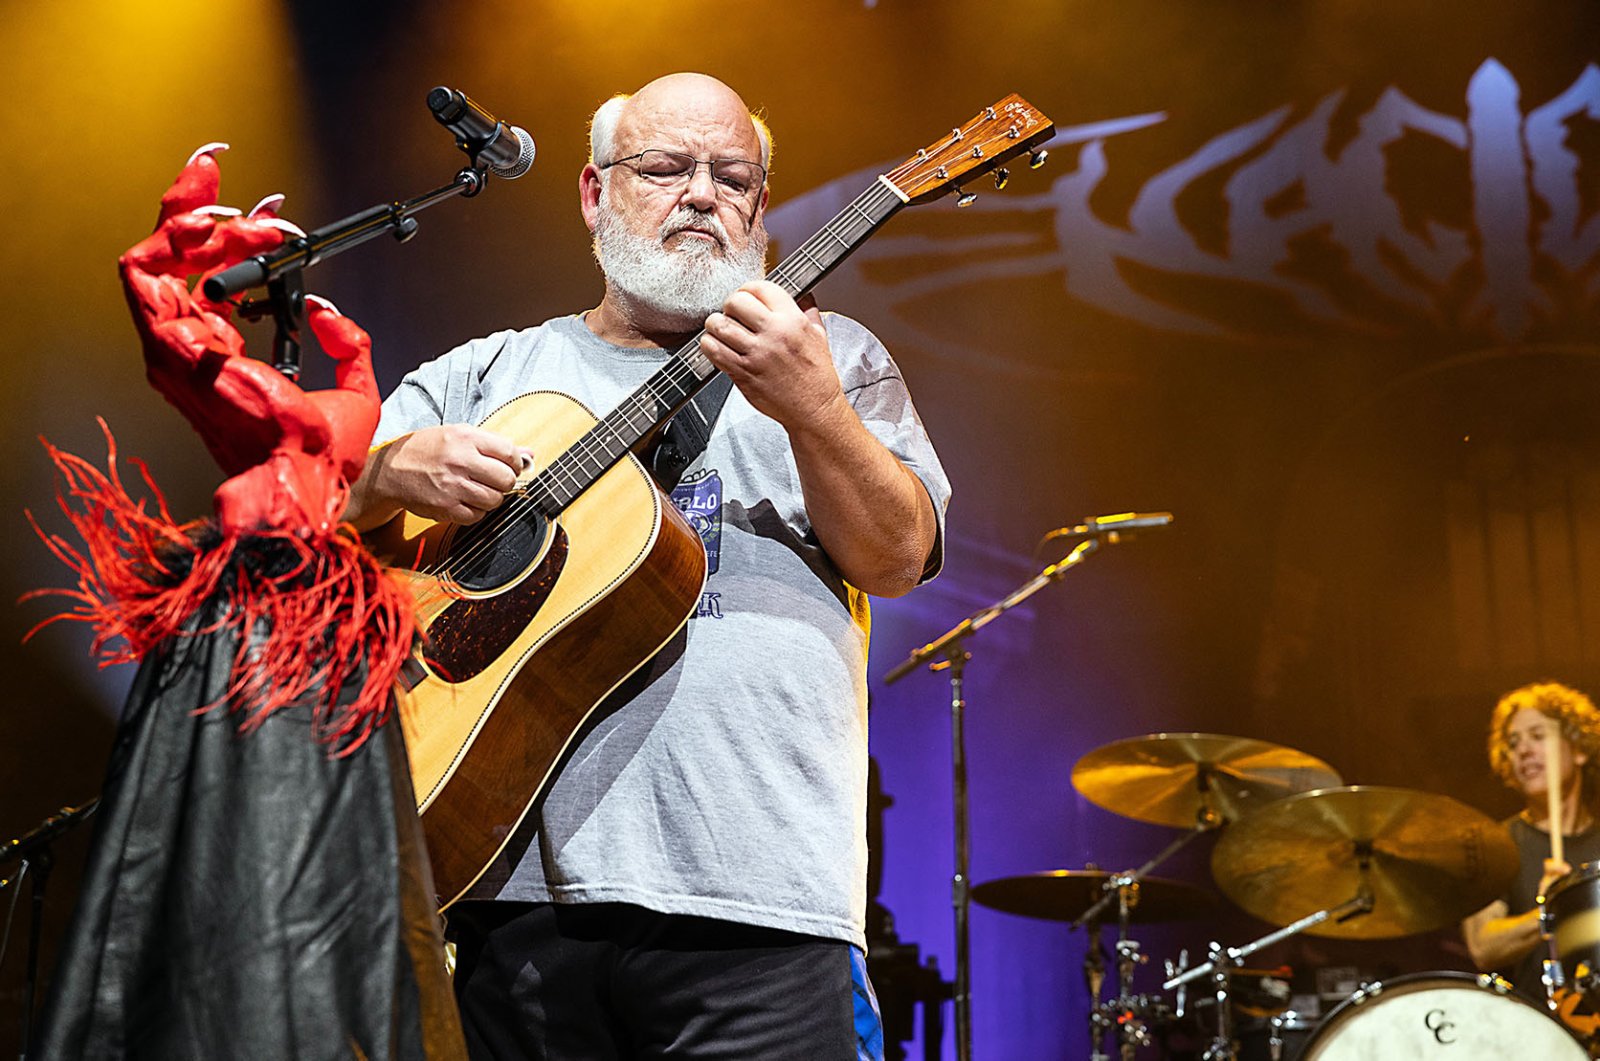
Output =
[
  {"x1": 1043, "y1": 511, "x2": 1174, "y2": 542},
  {"x1": 427, "y1": 86, "x2": 536, "y2": 179}
]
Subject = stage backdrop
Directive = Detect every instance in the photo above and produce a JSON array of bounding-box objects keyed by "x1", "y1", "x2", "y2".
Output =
[{"x1": 2, "y1": 1, "x2": 1597, "y2": 1056}]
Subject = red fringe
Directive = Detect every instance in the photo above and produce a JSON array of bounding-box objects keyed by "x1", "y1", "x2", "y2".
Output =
[{"x1": 24, "y1": 422, "x2": 415, "y2": 755}]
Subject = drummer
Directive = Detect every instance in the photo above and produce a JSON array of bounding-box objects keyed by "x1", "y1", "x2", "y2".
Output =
[{"x1": 1462, "y1": 681, "x2": 1600, "y2": 1000}]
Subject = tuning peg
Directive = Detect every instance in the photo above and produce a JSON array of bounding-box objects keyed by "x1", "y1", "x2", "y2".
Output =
[
  {"x1": 992, "y1": 167, "x2": 1010, "y2": 190},
  {"x1": 1029, "y1": 149, "x2": 1049, "y2": 169},
  {"x1": 956, "y1": 189, "x2": 978, "y2": 207}
]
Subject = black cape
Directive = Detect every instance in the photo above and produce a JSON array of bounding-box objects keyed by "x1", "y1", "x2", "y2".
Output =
[{"x1": 34, "y1": 597, "x2": 466, "y2": 1060}]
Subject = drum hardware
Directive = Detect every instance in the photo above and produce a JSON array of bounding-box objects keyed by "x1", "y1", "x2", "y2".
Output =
[
  {"x1": 1086, "y1": 881, "x2": 1150, "y2": 1061},
  {"x1": 1163, "y1": 950, "x2": 1191, "y2": 1019},
  {"x1": 1542, "y1": 896, "x2": 1570, "y2": 1004},
  {"x1": 1542, "y1": 862, "x2": 1600, "y2": 1043},
  {"x1": 973, "y1": 868, "x2": 1214, "y2": 1060},
  {"x1": 1164, "y1": 785, "x2": 1518, "y2": 1060},
  {"x1": 1164, "y1": 887, "x2": 1375, "y2": 1061},
  {"x1": 1096, "y1": 870, "x2": 1192, "y2": 1060},
  {"x1": 1046, "y1": 733, "x2": 1343, "y2": 1059},
  {"x1": 1084, "y1": 918, "x2": 1109, "y2": 1059},
  {"x1": 1263, "y1": 1009, "x2": 1302, "y2": 1061},
  {"x1": 1069, "y1": 732, "x2": 1339, "y2": 1058},
  {"x1": 1072, "y1": 819, "x2": 1224, "y2": 1057}
]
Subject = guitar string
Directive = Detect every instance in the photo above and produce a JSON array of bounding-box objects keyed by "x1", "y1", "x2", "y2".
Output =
[
  {"x1": 404, "y1": 166, "x2": 954, "y2": 607},
  {"x1": 406, "y1": 175, "x2": 921, "y2": 608},
  {"x1": 405, "y1": 179, "x2": 905, "y2": 608}
]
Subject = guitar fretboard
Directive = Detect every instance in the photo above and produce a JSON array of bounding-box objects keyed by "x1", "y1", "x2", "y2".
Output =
[{"x1": 522, "y1": 176, "x2": 908, "y2": 516}]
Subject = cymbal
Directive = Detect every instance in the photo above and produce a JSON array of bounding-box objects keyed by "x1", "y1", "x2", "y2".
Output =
[
  {"x1": 1210, "y1": 785, "x2": 1518, "y2": 939},
  {"x1": 1071, "y1": 733, "x2": 1343, "y2": 828},
  {"x1": 972, "y1": 869, "x2": 1218, "y2": 923}
]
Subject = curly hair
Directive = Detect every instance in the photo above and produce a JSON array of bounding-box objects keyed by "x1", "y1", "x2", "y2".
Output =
[{"x1": 1487, "y1": 681, "x2": 1600, "y2": 794}]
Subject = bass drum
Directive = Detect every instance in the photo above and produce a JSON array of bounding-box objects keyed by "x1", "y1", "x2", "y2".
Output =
[{"x1": 1297, "y1": 972, "x2": 1586, "y2": 1060}]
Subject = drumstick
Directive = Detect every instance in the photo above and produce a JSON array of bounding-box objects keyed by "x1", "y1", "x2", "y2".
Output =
[{"x1": 1546, "y1": 721, "x2": 1565, "y2": 867}]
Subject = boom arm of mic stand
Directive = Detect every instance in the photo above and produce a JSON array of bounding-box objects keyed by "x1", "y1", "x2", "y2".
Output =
[
  {"x1": 884, "y1": 538, "x2": 1101, "y2": 685},
  {"x1": 1, "y1": 799, "x2": 100, "y2": 870},
  {"x1": 202, "y1": 166, "x2": 490, "y2": 302}
]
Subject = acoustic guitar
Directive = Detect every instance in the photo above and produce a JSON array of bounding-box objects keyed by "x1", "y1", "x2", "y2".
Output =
[{"x1": 370, "y1": 95, "x2": 1055, "y2": 907}]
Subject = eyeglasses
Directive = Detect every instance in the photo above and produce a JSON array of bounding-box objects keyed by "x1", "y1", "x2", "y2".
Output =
[{"x1": 600, "y1": 149, "x2": 766, "y2": 201}]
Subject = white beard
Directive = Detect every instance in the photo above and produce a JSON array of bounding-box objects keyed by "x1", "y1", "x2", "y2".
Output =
[{"x1": 593, "y1": 191, "x2": 769, "y2": 330}]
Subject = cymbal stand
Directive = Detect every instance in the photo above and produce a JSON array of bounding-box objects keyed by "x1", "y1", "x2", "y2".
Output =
[
  {"x1": 1164, "y1": 875, "x2": 1373, "y2": 1061},
  {"x1": 886, "y1": 536, "x2": 1112, "y2": 1061},
  {"x1": 1081, "y1": 857, "x2": 1196, "y2": 1056},
  {"x1": 1071, "y1": 784, "x2": 1223, "y2": 932},
  {"x1": 1070, "y1": 767, "x2": 1222, "y2": 1058},
  {"x1": 1083, "y1": 881, "x2": 1147, "y2": 1061},
  {"x1": 1110, "y1": 884, "x2": 1149, "y2": 1061},
  {"x1": 1084, "y1": 917, "x2": 1109, "y2": 1061}
]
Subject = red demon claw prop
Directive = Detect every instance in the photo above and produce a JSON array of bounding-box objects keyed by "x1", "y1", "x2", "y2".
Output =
[
  {"x1": 186, "y1": 141, "x2": 230, "y2": 166},
  {"x1": 248, "y1": 193, "x2": 285, "y2": 218},
  {"x1": 30, "y1": 143, "x2": 412, "y2": 752},
  {"x1": 157, "y1": 142, "x2": 227, "y2": 225},
  {"x1": 116, "y1": 145, "x2": 386, "y2": 533},
  {"x1": 257, "y1": 216, "x2": 308, "y2": 240}
]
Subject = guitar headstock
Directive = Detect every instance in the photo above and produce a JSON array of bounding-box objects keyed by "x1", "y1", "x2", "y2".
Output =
[{"x1": 884, "y1": 94, "x2": 1055, "y2": 205}]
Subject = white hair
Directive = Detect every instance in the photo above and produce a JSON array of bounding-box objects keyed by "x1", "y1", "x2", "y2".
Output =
[
  {"x1": 592, "y1": 197, "x2": 769, "y2": 327},
  {"x1": 589, "y1": 92, "x2": 772, "y2": 170}
]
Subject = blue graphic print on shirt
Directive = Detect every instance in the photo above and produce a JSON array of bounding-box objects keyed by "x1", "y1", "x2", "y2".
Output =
[{"x1": 672, "y1": 469, "x2": 723, "y2": 619}]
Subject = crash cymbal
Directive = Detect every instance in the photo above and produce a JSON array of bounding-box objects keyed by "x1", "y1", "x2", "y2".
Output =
[
  {"x1": 972, "y1": 869, "x2": 1218, "y2": 923},
  {"x1": 1071, "y1": 733, "x2": 1343, "y2": 828},
  {"x1": 1210, "y1": 785, "x2": 1518, "y2": 939}
]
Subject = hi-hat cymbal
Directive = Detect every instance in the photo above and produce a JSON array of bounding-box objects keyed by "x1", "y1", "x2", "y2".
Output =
[
  {"x1": 1210, "y1": 785, "x2": 1518, "y2": 939},
  {"x1": 1071, "y1": 733, "x2": 1343, "y2": 828},
  {"x1": 972, "y1": 869, "x2": 1218, "y2": 924}
]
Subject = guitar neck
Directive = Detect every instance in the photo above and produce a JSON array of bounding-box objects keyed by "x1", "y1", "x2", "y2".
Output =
[{"x1": 526, "y1": 177, "x2": 908, "y2": 516}]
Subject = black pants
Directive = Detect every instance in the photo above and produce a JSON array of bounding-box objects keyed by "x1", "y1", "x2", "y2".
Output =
[{"x1": 449, "y1": 901, "x2": 861, "y2": 1060}]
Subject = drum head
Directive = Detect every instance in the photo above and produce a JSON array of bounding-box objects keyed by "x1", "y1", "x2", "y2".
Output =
[{"x1": 1299, "y1": 971, "x2": 1586, "y2": 1060}]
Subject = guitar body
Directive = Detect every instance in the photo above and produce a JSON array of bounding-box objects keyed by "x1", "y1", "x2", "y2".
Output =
[{"x1": 371, "y1": 390, "x2": 707, "y2": 908}]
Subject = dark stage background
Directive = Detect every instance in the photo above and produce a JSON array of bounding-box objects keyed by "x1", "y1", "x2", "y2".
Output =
[{"x1": 3, "y1": 1, "x2": 1598, "y2": 1056}]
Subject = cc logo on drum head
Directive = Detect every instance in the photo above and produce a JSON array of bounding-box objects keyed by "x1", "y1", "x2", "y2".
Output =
[{"x1": 1423, "y1": 1007, "x2": 1456, "y2": 1044}]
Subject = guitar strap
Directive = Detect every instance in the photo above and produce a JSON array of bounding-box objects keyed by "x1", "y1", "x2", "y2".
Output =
[{"x1": 646, "y1": 372, "x2": 735, "y2": 491}]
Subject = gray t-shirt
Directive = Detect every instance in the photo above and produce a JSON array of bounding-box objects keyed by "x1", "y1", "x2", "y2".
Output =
[{"x1": 374, "y1": 312, "x2": 950, "y2": 947}]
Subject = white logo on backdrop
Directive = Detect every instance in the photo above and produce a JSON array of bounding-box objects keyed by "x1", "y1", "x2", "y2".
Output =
[{"x1": 769, "y1": 60, "x2": 1599, "y2": 350}]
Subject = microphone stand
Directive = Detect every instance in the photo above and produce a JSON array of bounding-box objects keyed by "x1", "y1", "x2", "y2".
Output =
[
  {"x1": 885, "y1": 533, "x2": 1120, "y2": 1061},
  {"x1": 204, "y1": 160, "x2": 499, "y2": 381},
  {"x1": 3, "y1": 799, "x2": 100, "y2": 1061}
]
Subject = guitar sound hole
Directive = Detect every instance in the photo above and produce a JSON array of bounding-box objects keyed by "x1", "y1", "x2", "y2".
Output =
[{"x1": 442, "y1": 502, "x2": 550, "y2": 593}]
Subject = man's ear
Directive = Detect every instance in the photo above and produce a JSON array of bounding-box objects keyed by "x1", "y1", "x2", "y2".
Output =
[{"x1": 579, "y1": 164, "x2": 604, "y2": 232}]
